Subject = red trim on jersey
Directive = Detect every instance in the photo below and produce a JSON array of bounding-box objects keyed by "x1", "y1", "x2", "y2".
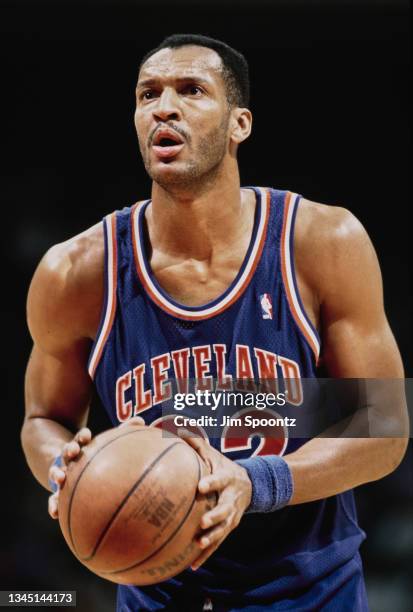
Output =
[
  {"x1": 280, "y1": 193, "x2": 319, "y2": 361},
  {"x1": 89, "y1": 212, "x2": 118, "y2": 379},
  {"x1": 131, "y1": 190, "x2": 271, "y2": 321}
]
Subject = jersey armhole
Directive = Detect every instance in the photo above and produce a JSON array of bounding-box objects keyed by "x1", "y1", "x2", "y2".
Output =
[
  {"x1": 280, "y1": 192, "x2": 321, "y2": 363},
  {"x1": 87, "y1": 213, "x2": 118, "y2": 379}
]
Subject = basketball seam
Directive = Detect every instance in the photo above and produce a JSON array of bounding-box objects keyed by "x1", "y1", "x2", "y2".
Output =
[
  {"x1": 101, "y1": 449, "x2": 202, "y2": 575},
  {"x1": 66, "y1": 428, "x2": 178, "y2": 556},
  {"x1": 79, "y1": 442, "x2": 181, "y2": 562}
]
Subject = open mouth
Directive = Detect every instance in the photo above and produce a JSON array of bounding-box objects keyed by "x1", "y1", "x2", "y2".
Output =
[
  {"x1": 158, "y1": 137, "x2": 181, "y2": 147},
  {"x1": 152, "y1": 129, "x2": 185, "y2": 160}
]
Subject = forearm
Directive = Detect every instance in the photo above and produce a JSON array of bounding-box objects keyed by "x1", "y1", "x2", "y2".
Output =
[
  {"x1": 21, "y1": 416, "x2": 75, "y2": 491},
  {"x1": 285, "y1": 436, "x2": 408, "y2": 505}
]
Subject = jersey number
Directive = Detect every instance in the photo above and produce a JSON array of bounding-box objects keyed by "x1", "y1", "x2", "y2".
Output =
[{"x1": 150, "y1": 408, "x2": 287, "y2": 457}]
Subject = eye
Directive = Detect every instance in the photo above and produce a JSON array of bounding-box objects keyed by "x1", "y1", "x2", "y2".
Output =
[
  {"x1": 140, "y1": 89, "x2": 158, "y2": 101},
  {"x1": 182, "y1": 84, "x2": 203, "y2": 96}
]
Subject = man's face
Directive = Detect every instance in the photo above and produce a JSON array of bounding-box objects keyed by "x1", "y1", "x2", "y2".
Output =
[{"x1": 134, "y1": 45, "x2": 232, "y2": 190}]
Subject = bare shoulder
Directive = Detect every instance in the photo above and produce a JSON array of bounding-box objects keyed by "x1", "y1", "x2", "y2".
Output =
[
  {"x1": 294, "y1": 197, "x2": 380, "y2": 300},
  {"x1": 295, "y1": 198, "x2": 369, "y2": 248},
  {"x1": 27, "y1": 222, "x2": 105, "y2": 351}
]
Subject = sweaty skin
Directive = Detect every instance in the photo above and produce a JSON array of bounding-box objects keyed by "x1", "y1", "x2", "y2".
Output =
[{"x1": 22, "y1": 44, "x2": 408, "y2": 571}]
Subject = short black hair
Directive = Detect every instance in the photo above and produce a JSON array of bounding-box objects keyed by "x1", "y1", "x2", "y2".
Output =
[{"x1": 139, "y1": 34, "x2": 250, "y2": 108}]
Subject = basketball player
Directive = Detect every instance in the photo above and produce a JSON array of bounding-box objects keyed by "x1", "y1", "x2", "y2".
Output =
[{"x1": 22, "y1": 34, "x2": 408, "y2": 611}]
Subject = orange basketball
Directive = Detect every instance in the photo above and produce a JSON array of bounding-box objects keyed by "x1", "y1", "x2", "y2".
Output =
[{"x1": 58, "y1": 424, "x2": 216, "y2": 585}]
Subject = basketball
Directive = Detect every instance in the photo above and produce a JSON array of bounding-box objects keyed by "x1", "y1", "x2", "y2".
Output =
[{"x1": 58, "y1": 424, "x2": 216, "y2": 585}]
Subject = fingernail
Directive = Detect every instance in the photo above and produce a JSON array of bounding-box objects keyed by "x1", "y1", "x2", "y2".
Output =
[
  {"x1": 199, "y1": 479, "x2": 209, "y2": 492},
  {"x1": 177, "y1": 428, "x2": 190, "y2": 437}
]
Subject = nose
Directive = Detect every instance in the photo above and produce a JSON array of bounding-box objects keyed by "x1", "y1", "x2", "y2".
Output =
[{"x1": 152, "y1": 87, "x2": 181, "y2": 122}]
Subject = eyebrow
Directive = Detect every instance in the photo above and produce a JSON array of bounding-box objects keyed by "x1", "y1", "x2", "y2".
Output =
[{"x1": 136, "y1": 76, "x2": 211, "y2": 90}]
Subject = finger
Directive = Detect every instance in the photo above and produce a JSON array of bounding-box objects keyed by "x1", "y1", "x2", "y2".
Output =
[
  {"x1": 74, "y1": 427, "x2": 92, "y2": 446},
  {"x1": 177, "y1": 429, "x2": 210, "y2": 460},
  {"x1": 177, "y1": 429, "x2": 205, "y2": 446},
  {"x1": 49, "y1": 465, "x2": 66, "y2": 487},
  {"x1": 48, "y1": 492, "x2": 59, "y2": 519},
  {"x1": 119, "y1": 416, "x2": 145, "y2": 428},
  {"x1": 198, "y1": 518, "x2": 230, "y2": 549},
  {"x1": 62, "y1": 440, "x2": 81, "y2": 464},
  {"x1": 191, "y1": 539, "x2": 221, "y2": 571},
  {"x1": 200, "y1": 503, "x2": 232, "y2": 529},
  {"x1": 198, "y1": 473, "x2": 230, "y2": 494}
]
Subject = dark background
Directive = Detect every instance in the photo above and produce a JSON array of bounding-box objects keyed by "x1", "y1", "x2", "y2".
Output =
[{"x1": 1, "y1": 0, "x2": 411, "y2": 610}]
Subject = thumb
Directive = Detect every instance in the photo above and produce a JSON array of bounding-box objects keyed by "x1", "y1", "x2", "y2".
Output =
[{"x1": 119, "y1": 416, "x2": 145, "y2": 428}]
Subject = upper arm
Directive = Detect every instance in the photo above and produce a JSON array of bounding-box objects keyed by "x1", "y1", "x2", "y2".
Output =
[
  {"x1": 297, "y1": 201, "x2": 403, "y2": 378},
  {"x1": 25, "y1": 224, "x2": 104, "y2": 429}
]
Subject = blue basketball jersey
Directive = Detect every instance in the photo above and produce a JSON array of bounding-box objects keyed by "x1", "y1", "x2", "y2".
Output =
[{"x1": 88, "y1": 187, "x2": 368, "y2": 611}]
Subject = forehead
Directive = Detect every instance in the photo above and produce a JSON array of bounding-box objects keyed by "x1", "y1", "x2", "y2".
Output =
[{"x1": 138, "y1": 45, "x2": 224, "y2": 85}]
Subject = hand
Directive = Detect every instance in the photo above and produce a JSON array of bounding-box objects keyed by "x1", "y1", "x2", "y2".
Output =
[
  {"x1": 178, "y1": 431, "x2": 252, "y2": 571},
  {"x1": 47, "y1": 416, "x2": 145, "y2": 519}
]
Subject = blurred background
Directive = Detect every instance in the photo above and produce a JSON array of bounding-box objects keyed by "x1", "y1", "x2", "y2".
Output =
[{"x1": 1, "y1": 0, "x2": 411, "y2": 610}]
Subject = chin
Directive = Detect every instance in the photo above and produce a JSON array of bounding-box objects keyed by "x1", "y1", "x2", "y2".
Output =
[{"x1": 149, "y1": 164, "x2": 199, "y2": 189}]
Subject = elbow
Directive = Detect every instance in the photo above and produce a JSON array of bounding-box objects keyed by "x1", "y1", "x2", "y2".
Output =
[
  {"x1": 372, "y1": 402, "x2": 410, "y2": 477},
  {"x1": 20, "y1": 417, "x2": 32, "y2": 462},
  {"x1": 386, "y1": 406, "x2": 410, "y2": 474},
  {"x1": 380, "y1": 437, "x2": 409, "y2": 477},
  {"x1": 20, "y1": 415, "x2": 41, "y2": 465}
]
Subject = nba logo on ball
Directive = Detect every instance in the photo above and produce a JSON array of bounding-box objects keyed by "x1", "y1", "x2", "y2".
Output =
[{"x1": 260, "y1": 293, "x2": 273, "y2": 319}]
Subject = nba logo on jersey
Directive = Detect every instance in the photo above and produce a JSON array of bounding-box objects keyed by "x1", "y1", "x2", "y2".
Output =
[{"x1": 260, "y1": 293, "x2": 273, "y2": 319}]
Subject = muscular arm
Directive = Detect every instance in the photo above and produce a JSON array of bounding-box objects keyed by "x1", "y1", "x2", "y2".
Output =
[
  {"x1": 286, "y1": 201, "x2": 409, "y2": 504},
  {"x1": 21, "y1": 224, "x2": 104, "y2": 491},
  {"x1": 167, "y1": 200, "x2": 410, "y2": 570}
]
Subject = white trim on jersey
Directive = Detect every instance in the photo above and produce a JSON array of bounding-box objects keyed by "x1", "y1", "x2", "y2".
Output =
[
  {"x1": 282, "y1": 193, "x2": 321, "y2": 360},
  {"x1": 132, "y1": 187, "x2": 270, "y2": 320},
  {"x1": 88, "y1": 213, "x2": 117, "y2": 379}
]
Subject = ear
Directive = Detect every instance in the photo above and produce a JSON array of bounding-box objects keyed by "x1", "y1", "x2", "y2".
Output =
[{"x1": 229, "y1": 108, "x2": 253, "y2": 145}]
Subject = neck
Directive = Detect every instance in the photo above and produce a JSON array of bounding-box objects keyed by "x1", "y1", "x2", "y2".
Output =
[{"x1": 147, "y1": 166, "x2": 255, "y2": 261}]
